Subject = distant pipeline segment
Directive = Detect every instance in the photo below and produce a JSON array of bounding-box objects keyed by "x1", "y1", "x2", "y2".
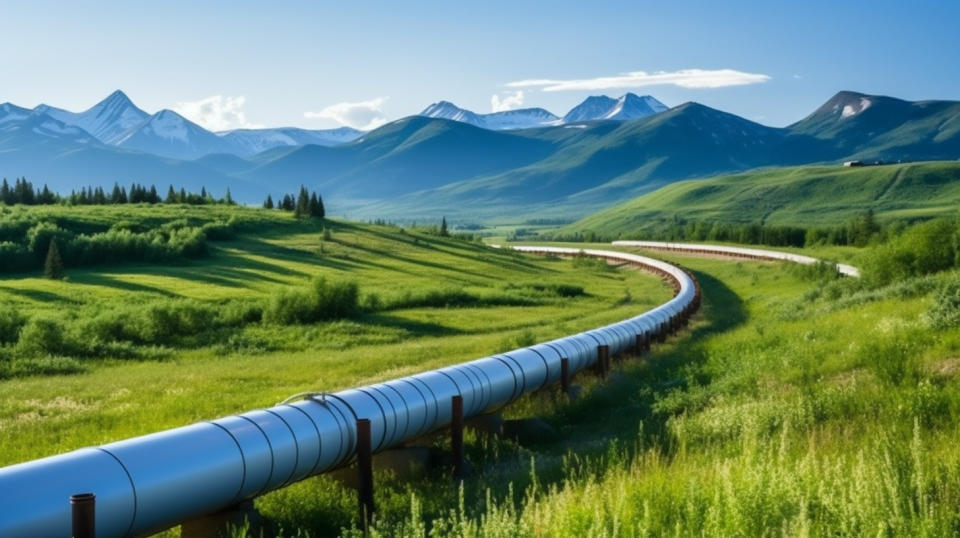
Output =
[{"x1": 612, "y1": 241, "x2": 860, "y2": 277}]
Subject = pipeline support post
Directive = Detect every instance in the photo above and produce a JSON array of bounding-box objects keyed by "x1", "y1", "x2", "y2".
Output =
[
  {"x1": 451, "y1": 395, "x2": 464, "y2": 480},
  {"x1": 356, "y1": 418, "x2": 375, "y2": 530},
  {"x1": 597, "y1": 344, "x2": 610, "y2": 376},
  {"x1": 70, "y1": 493, "x2": 95, "y2": 538},
  {"x1": 560, "y1": 357, "x2": 570, "y2": 394}
]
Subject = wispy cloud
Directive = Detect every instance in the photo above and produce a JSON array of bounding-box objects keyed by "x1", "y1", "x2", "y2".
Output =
[
  {"x1": 506, "y1": 69, "x2": 771, "y2": 92},
  {"x1": 304, "y1": 97, "x2": 389, "y2": 130},
  {"x1": 173, "y1": 95, "x2": 260, "y2": 131},
  {"x1": 491, "y1": 90, "x2": 525, "y2": 112}
]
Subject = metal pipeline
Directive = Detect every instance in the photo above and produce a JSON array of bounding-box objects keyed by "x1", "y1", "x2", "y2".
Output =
[
  {"x1": 0, "y1": 247, "x2": 698, "y2": 537},
  {"x1": 612, "y1": 240, "x2": 860, "y2": 277}
]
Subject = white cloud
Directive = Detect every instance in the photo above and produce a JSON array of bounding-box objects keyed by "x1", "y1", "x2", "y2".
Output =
[
  {"x1": 173, "y1": 95, "x2": 260, "y2": 131},
  {"x1": 491, "y1": 90, "x2": 525, "y2": 112},
  {"x1": 506, "y1": 69, "x2": 771, "y2": 92},
  {"x1": 304, "y1": 97, "x2": 389, "y2": 130}
]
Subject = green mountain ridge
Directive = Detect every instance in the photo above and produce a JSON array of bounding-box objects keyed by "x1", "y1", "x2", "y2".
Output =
[{"x1": 558, "y1": 161, "x2": 960, "y2": 239}]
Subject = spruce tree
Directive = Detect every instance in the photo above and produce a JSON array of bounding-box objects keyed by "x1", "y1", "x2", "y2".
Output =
[
  {"x1": 316, "y1": 193, "x2": 325, "y2": 218},
  {"x1": 295, "y1": 186, "x2": 310, "y2": 218},
  {"x1": 224, "y1": 188, "x2": 234, "y2": 205},
  {"x1": 263, "y1": 195, "x2": 274, "y2": 209},
  {"x1": 440, "y1": 216, "x2": 449, "y2": 237},
  {"x1": 44, "y1": 239, "x2": 64, "y2": 280},
  {"x1": 166, "y1": 185, "x2": 177, "y2": 203}
]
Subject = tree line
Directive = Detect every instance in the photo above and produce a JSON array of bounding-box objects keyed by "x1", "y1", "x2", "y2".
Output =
[
  {"x1": 541, "y1": 211, "x2": 885, "y2": 249},
  {"x1": 0, "y1": 178, "x2": 237, "y2": 206},
  {"x1": 263, "y1": 186, "x2": 325, "y2": 218}
]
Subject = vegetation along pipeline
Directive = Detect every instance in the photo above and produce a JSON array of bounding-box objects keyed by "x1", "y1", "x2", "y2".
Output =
[{"x1": 0, "y1": 247, "x2": 699, "y2": 537}]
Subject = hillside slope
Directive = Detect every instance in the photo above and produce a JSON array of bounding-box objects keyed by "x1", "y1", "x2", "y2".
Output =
[{"x1": 561, "y1": 161, "x2": 960, "y2": 237}]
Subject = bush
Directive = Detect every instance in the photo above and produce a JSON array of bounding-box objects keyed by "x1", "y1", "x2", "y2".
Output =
[
  {"x1": 857, "y1": 329, "x2": 927, "y2": 386},
  {"x1": 0, "y1": 308, "x2": 25, "y2": 345},
  {"x1": 16, "y1": 317, "x2": 72, "y2": 356},
  {"x1": 264, "y1": 277, "x2": 359, "y2": 325},
  {"x1": 925, "y1": 277, "x2": 960, "y2": 329},
  {"x1": 863, "y1": 219, "x2": 956, "y2": 286}
]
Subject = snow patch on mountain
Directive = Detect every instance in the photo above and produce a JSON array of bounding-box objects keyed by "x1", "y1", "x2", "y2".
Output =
[{"x1": 420, "y1": 101, "x2": 558, "y2": 130}]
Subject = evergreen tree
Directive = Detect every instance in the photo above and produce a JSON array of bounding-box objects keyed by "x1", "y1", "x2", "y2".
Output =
[
  {"x1": 166, "y1": 185, "x2": 177, "y2": 203},
  {"x1": 179, "y1": 188, "x2": 187, "y2": 203},
  {"x1": 224, "y1": 188, "x2": 234, "y2": 205},
  {"x1": 315, "y1": 192, "x2": 325, "y2": 218},
  {"x1": 440, "y1": 216, "x2": 449, "y2": 237},
  {"x1": 0, "y1": 178, "x2": 9, "y2": 205},
  {"x1": 149, "y1": 185, "x2": 159, "y2": 204},
  {"x1": 295, "y1": 186, "x2": 310, "y2": 218},
  {"x1": 263, "y1": 195, "x2": 274, "y2": 209},
  {"x1": 44, "y1": 239, "x2": 64, "y2": 280},
  {"x1": 110, "y1": 183, "x2": 123, "y2": 204}
]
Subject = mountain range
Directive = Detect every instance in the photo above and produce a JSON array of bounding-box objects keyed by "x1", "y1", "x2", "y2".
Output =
[{"x1": 0, "y1": 89, "x2": 958, "y2": 220}]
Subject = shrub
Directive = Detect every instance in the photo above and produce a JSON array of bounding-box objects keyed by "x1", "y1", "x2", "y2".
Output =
[
  {"x1": 925, "y1": 277, "x2": 960, "y2": 329},
  {"x1": 857, "y1": 329, "x2": 927, "y2": 386},
  {"x1": 16, "y1": 317, "x2": 70, "y2": 356},
  {"x1": 264, "y1": 277, "x2": 359, "y2": 325},
  {"x1": 0, "y1": 308, "x2": 25, "y2": 345}
]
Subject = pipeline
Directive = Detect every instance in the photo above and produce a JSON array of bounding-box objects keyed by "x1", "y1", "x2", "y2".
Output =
[
  {"x1": 612, "y1": 241, "x2": 860, "y2": 277},
  {"x1": 0, "y1": 247, "x2": 699, "y2": 537}
]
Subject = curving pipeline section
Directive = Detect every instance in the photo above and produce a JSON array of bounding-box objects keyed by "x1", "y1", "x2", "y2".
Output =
[
  {"x1": 612, "y1": 240, "x2": 860, "y2": 277},
  {"x1": 0, "y1": 247, "x2": 699, "y2": 537}
]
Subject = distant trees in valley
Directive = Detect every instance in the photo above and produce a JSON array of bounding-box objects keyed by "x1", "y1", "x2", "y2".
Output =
[
  {"x1": 543, "y1": 211, "x2": 886, "y2": 249},
  {"x1": 0, "y1": 177, "x2": 237, "y2": 206},
  {"x1": 264, "y1": 186, "x2": 325, "y2": 218}
]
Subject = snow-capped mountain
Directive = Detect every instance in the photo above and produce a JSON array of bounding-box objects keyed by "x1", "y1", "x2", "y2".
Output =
[
  {"x1": 483, "y1": 108, "x2": 560, "y2": 130},
  {"x1": 420, "y1": 101, "x2": 559, "y2": 130},
  {"x1": 0, "y1": 103, "x2": 32, "y2": 124},
  {"x1": 420, "y1": 101, "x2": 486, "y2": 126},
  {"x1": 21, "y1": 90, "x2": 365, "y2": 160},
  {"x1": 115, "y1": 109, "x2": 237, "y2": 160},
  {"x1": 563, "y1": 93, "x2": 667, "y2": 123},
  {"x1": 218, "y1": 126, "x2": 363, "y2": 156},
  {"x1": 604, "y1": 93, "x2": 669, "y2": 120},
  {"x1": 0, "y1": 109, "x2": 100, "y2": 146},
  {"x1": 34, "y1": 90, "x2": 150, "y2": 145}
]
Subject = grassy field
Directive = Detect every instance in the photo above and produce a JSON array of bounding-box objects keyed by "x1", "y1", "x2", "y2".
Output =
[
  {"x1": 312, "y1": 244, "x2": 960, "y2": 537},
  {"x1": 5, "y1": 205, "x2": 960, "y2": 536},
  {"x1": 0, "y1": 206, "x2": 671, "y2": 470},
  {"x1": 556, "y1": 161, "x2": 960, "y2": 239}
]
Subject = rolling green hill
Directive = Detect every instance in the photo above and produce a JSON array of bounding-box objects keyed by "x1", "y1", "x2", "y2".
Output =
[{"x1": 558, "y1": 161, "x2": 960, "y2": 238}]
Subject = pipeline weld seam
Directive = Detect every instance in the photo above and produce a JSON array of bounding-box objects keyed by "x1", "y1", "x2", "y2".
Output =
[
  {"x1": 236, "y1": 414, "x2": 275, "y2": 497},
  {"x1": 206, "y1": 421, "x2": 248, "y2": 505},
  {"x1": 284, "y1": 404, "x2": 324, "y2": 477},
  {"x1": 398, "y1": 378, "x2": 431, "y2": 437},
  {"x1": 95, "y1": 447, "x2": 138, "y2": 538},
  {"x1": 263, "y1": 409, "x2": 300, "y2": 487},
  {"x1": 356, "y1": 387, "x2": 391, "y2": 451}
]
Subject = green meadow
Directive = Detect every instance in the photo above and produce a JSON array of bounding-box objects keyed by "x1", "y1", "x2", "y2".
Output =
[
  {"x1": 4, "y1": 204, "x2": 960, "y2": 537},
  {"x1": 0, "y1": 205, "x2": 670, "y2": 468}
]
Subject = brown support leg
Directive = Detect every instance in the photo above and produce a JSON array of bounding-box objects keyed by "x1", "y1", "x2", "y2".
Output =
[
  {"x1": 356, "y1": 418, "x2": 375, "y2": 530},
  {"x1": 451, "y1": 395, "x2": 464, "y2": 480},
  {"x1": 71, "y1": 493, "x2": 95, "y2": 538},
  {"x1": 600, "y1": 344, "x2": 610, "y2": 375}
]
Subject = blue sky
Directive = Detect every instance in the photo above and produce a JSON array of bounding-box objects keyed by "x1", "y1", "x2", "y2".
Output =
[{"x1": 2, "y1": 1, "x2": 958, "y2": 130}]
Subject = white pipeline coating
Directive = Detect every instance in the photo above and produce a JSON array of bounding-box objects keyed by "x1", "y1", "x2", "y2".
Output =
[{"x1": 612, "y1": 241, "x2": 860, "y2": 277}]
